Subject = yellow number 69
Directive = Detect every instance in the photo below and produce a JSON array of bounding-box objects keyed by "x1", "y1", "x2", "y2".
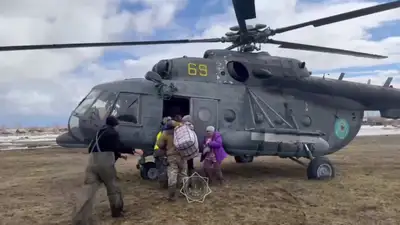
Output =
[{"x1": 187, "y1": 63, "x2": 208, "y2": 76}]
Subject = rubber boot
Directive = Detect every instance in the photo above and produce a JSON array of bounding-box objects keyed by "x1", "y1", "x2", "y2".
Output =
[
  {"x1": 215, "y1": 168, "x2": 225, "y2": 186},
  {"x1": 187, "y1": 168, "x2": 194, "y2": 177},
  {"x1": 177, "y1": 182, "x2": 186, "y2": 198},
  {"x1": 110, "y1": 195, "x2": 124, "y2": 218},
  {"x1": 205, "y1": 168, "x2": 215, "y2": 186},
  {"x1": 159, "y1": 180, "x2": 168, "y2": 189},
  {"x1": 167, "y1": 186, "x2": 177, "y2": 202},
  {"x1": 111, "y1": 207, "x2": 123, "y2": 218}
]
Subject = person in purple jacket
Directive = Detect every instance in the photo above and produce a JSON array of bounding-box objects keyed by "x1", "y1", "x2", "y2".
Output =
[{"x1": 201, "y1": 125, "x2": 228, "y2": 185}]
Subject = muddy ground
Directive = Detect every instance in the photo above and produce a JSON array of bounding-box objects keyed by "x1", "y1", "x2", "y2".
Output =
[{"x1": 0, "y1": 135, "x2": 399, "y2": 225}]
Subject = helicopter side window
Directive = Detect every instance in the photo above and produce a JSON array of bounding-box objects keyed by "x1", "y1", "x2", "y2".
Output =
[
  {"x1": 111, "y1": 92, "x2": 140, "y2": 125},
  {"x1": 74, "y1": 89, "x2": 101, "y2": 115},
  {"x1": 86, "y1": 91, "x2": 118, "y2": 121}
]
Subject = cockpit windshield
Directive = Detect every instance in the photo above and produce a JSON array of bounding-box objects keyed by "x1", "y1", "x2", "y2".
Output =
[
  {"x1": 73, "y1": 89, "x2": 101, "y2": 115},
  {"x1": 69, "y1": 89, "x2": 118, "y2": 142}
]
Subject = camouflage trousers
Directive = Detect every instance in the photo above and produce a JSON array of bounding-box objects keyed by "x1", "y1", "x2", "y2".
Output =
[
  {"x1": 72, "y1": 152, "x2": 123, "y2": 225},
  {"x1": 167, "y1": 154, "x2": 188, "y2": 188}
]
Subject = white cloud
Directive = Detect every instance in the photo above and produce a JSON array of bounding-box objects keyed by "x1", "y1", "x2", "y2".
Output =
[
  {"x1": 0, "y1": 0, "x2": 399, "y2": 126},
  {"x1": 0, "y1": 0, "x2": 187, "y2": 124}
]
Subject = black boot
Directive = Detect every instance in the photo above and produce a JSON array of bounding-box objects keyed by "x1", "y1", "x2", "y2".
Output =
[
  {"x1": 111, "y1": 207, "x2": 124, "y2": 218},
  {"x1": 188, "y1": 168, "x2": 195, "y2": 177},
  {"x1": 206, "y1": 168, "x2": 216, "y2": 186},
  {"x1": 167, "y1": 186, "x2": 177, "y2": 202},
  {"x1": 110, "y1": 195, "x2": 124, "y2": 218},
  {"x1": 215, "y1": 169, "x2": 225, "y2": 186},
  {"x1": 159, "y1": 180, "x2": 168, "y2": 189}
]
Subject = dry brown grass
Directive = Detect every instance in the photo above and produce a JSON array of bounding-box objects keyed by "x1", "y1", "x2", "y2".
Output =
[{"x1": 1, "y1": 135, "x2": 400, "y2": 225}]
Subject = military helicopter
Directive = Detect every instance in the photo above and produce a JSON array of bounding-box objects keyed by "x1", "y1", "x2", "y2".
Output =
[{"x1": 1, "y1": 0, "x2": 400, "y2": 180}]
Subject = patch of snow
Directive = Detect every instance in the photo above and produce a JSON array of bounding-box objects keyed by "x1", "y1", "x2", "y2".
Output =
[{"x1": 1, "y1": 125, "x2": 400, "y2": 151}]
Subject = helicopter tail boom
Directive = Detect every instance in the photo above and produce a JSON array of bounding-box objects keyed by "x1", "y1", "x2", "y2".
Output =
[
  {"x1": 262, "y1": 75, "x2": 400, "y2": 115},
  {"x1": 380, "y1": 109, "x2": 400, "y2": 119}
]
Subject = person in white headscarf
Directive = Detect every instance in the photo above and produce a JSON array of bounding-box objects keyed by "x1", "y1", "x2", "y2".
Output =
[{"x1": 200, "y1": 125, "x2": 228, "y2": 185}]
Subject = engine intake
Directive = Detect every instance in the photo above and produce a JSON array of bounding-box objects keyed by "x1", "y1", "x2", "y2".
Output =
[{"x1": 227, "y1": 61, "x2": 249, "y2": 82}]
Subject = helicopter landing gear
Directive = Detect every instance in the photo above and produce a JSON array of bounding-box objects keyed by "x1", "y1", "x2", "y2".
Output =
[
  {"x1": 289, "y1": 144, "x2": 335, "y2": 180},
  {"x1": 306, "y1": 156, "x2": 335, "y2": 180},
  {"x1": 137, "y1": 155, "x2": 158, "y2": 181},
  {"x1": 234, "y1": 155, "x2": 254, "y2": 163},
  {"x1": 140, "y1": 162, "x2": 158, "y2": 180}
]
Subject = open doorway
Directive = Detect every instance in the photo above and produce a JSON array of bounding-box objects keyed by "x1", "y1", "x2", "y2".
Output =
[{"x1": 163, "y1": 96, "x2": 190, "y2": 119}]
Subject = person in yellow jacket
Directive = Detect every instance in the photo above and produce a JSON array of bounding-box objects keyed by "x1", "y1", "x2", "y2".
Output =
[
  {"x1": 154, "y1": 131, "x2": 163, "y2": 151},
  {"x1": 154, "y1": 117, "x2": 171, "y2": 189}
]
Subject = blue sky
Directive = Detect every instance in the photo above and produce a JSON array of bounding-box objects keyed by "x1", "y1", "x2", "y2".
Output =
[
  {"x1": 103, "y1": 0, "x2": 400, "y2": 76},
  {"x1": 2, "y1": 0, "x2": 399, "y2": 128}
]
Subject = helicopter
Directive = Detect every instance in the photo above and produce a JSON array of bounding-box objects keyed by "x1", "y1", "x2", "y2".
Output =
[{"x1": 1, "y1": 0, "x2": 400, "y2": 181}]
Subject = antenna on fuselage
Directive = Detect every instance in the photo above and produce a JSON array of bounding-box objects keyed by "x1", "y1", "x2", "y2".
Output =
[{"x1": 338, "y1": 72, "x2": 345, "y2": 80}]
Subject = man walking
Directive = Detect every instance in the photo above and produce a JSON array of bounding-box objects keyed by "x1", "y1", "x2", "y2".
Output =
[{"x1": 72, "y1": 116, "x2": 143, "y2": 224}]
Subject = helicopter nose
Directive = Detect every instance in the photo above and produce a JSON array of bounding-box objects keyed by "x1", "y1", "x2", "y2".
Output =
[{"x1": 56, "y1": 132, "x2": 87, "y2": 148}]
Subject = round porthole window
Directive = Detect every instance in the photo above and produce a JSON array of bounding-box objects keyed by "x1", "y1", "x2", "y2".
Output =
[
  {"x1": 198, "y1": 108, "x2": 211, "y2": 122},
  {"x1": 224, "y1": 109, "x2": 236, "y2": 122}
]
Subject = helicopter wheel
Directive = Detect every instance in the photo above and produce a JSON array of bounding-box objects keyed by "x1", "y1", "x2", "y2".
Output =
[
  {"x1": 234, "y1": 155, "x2": 254, "y2": 163},
  {"x1": 306, "y1": 156, "x2": 335, "y2": 180},
  {"x1": 140, "y1": 162, "x2": 158, "y2": 180}
]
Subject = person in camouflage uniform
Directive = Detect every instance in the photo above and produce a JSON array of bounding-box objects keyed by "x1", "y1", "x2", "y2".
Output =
[{"x1": 156, "y1": 121, "x2": 187, "y2": 201}]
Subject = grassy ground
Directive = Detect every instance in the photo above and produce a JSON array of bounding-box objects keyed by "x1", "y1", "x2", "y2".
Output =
[{"x1": 0, "y1": 135, "x2": 399, "y2": 225}]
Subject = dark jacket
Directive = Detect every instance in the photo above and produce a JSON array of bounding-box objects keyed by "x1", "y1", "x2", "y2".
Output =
[{"x1": 88, "y1": 125, "x2": 134, "y2": 159}]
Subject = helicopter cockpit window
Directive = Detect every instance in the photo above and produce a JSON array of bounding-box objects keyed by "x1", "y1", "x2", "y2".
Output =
[
  {"x1": 86, "y1": 91, "x2": 118, "y2": 121},
  {"x1": 111, "y1": 92, "x2": 140, "y2": 125},
  {"x1": 74, "y1": 89, "x2": 101, "y2": 115}
]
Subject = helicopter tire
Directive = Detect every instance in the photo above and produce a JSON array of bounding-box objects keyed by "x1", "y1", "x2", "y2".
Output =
[
  {"x1": 234, "y1": 155, "x2": 254, "y2": 163},
  {"x1": 140, "y1": 162, "x2": 158, "y2": 180},
  {"x1": 306, "y1": 156, "x2": 335, "y2": 180}
]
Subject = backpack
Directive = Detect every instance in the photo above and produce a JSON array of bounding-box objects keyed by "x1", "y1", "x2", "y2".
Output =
[{"x1": 173, "y1": 124, "x2": 199, "y2": 160}]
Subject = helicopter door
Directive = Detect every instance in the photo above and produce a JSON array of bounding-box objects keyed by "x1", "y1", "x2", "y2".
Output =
[
  {"x1": 112, "y1": 92, "x2": 163, "y2": 150},
  {"x1": 191, "y1": 98, "x2": 219, "y2": 141}
]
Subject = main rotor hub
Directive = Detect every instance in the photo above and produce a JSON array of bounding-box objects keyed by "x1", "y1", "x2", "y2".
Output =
[{"x1": 225, "y1": 24, "x2": 271, "y2": 52}]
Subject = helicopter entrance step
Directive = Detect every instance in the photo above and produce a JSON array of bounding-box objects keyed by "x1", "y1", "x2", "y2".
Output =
[{"x1": 162, "y1": 96, "x2": 190, "y2": 119}]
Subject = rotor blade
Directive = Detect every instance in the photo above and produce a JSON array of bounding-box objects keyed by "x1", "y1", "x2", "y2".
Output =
[
  {"x1": 273, "y1": 1, "x2": 400, "y2": 34},
  {"x1": 267, "y1": 39, "x2": 387, "y2": 59},
  {"x1": 232, "y1": 0, "x2": 256, "y2": 35},
  {"x1": 0, "y1": 38, "x2": 223, "y2": 52}
]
